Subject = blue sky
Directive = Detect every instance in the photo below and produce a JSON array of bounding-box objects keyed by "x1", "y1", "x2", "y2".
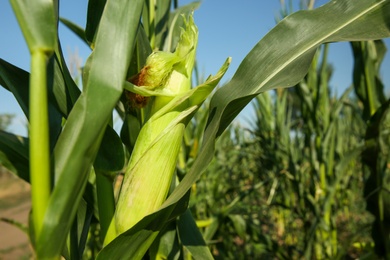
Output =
[{"x1": 1, "y1": 0, "x2": 389, "y2": 135}]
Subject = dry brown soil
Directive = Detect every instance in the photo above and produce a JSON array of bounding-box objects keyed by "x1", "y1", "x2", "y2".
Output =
[{"x1": 0, "y1": 170, "x2": 32, "y2": 260}]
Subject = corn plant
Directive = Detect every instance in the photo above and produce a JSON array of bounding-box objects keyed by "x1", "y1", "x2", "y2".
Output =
[
  {"x1": 199, "y1": 44, "x2": 375, "y2": 259},
  {"x1": 0, "y1": 0, "x2": 390, "y2": 259},
  {"x1": 191, "y1": 2, "x2": 389, "y2": 258},
  {"x1": 350, "y1": 39, "x2": 390, "y2": 258},
  {"x1": 189, "y1": 124, "x2": 266, "y2": 259}
]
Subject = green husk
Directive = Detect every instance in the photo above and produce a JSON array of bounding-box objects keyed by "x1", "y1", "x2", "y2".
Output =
[{"x1": 115, "y1": 14, "x2": 198, "y2": 235}]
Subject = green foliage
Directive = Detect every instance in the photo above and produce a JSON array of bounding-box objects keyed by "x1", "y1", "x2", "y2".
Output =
[
  {"x1": 0, "y1": 0, "x2": 390, "y2": 259},
  {"x1": 357, "y1": 40, "x2": 390, "y2": 258},
  {"x1": 190, "y1": 45, "x2": 379, "y2": 259}
]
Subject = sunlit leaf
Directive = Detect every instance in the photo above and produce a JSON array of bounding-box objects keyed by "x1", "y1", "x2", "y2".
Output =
[{"x1": 36, "y1": 0, "x2": 144, "y2": 257}]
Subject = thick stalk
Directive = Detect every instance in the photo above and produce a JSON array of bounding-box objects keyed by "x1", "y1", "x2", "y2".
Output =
[{"x1": 30, "y1": 50, "x2": 51, "y2": 239}]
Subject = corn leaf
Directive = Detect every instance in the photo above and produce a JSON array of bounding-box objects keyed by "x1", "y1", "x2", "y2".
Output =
[
  {"x1": 227, "y1": 214, "x2": 247, "y2": 239},
  {"x1": 351, "y1": 40, "x2": 387, "y2": 120},
  {"x1": 85, "y1": 0, "x2": 107, "y2": 45},
  {"x1": 10, "y1": 0, "x2": 57, "y2": 52},
  {"x1": 363, "y1": 98, "x2": 390, "y2": 255},
  {"x1": 177, "y1": 209, "x2": 213, "y2": 259},
  {"x1": 69, "y1": 199, "x2": 93, "y2": 260},
  {"x1": 149, "y1": 222, "x2": 180, "y2": 259},
  {"x1": 94, "y1": 126, "x2": 125, "y2": 172},
  {"x1": 0, "y1": 57, "x2": 62, "y2": 165},
  {"x1": 0, "y1": 56, "x2": 122, "y2": 177},
  {"x1": 128, "y1": 26, "x2": 152, "y2": 78},
  {"x1": 0, "y1": 59, "x2": 30, "y2": 116},
  {"x1": 97, "y1": 191, "x2": 191, "y2": 260},
  {"x1": 36, "y1": 0, "x2": 144, "y2": 257},
  {"x1": 60, "y1": 17, "x2": 89, "y2": 47},
  {"x1": 159, "y1": 0, "x2": 390, "y2": 235},
  {"x1": 0, "y1": 130, "x2": 29, "y2": 182},
  {"x1": 154, "y1": 0, "x2": 171, "y2": 50}
]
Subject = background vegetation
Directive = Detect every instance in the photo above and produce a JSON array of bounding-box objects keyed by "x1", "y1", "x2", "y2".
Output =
[{"x1": 186, "y1": 2, "x2": 390, "y2": 259}]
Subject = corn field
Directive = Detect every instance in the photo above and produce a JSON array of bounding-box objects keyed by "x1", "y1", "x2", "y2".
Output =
[{"x1": 0, "y1": 0, "x2": 390, "y2": 259}]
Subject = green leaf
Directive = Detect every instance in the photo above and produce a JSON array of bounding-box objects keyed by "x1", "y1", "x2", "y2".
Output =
[
  {"x1": 46, "y1": 54, "x2": 79, "y2": 117},
  {"x1": 212, "y1": 1, "x2": 390, "y2": 136},
  {"x1": 51, "y1": 47, "x2": 81, "y2": 116},
  {"x1": 203, "y1": 217, "x2": 219, "y2": 243},
  {"x1": 94, "y1": 126, "x2": 125, "y2": 172},
  {"x1": 149, "y1": 222, "x2": 180, "y2": 260},
  {"x1": 0, "y1": 59, "x2": 30, "y2": 116},
  {"x1": 85, "y1": 0, "x2": 107, "y2": 45},
  {"x1": 363, "y1": 98, "x2": 390, "y2": 257},
  {"x1": 379, "y1": 104, "x2": 390, "y2": 156},
  {"x1": 227, "y1": 214, "x2": 247, "y2": 239},
  {"x1": 154, "y1": 0, "x2": 171, "y2": 51},
  {"x1": 0, "y1": 150, "x2": 17, "y2": 174},
  {"x1": 1, "y1": 43, "x2": 81, "y2": 120},
  {"x1": 69, "y1": 199, "x2": 94, "y2": 260},
  {"x1": 98, "y1": 190, "x2": 191, "y2": 259},
  {"x1": 127, "y1": 25, "x2": 152, "y2": 78},
  {"x1": 0, "y1": 131, "x2": 29, "y2": 182},
  {"x1": 120, "y1": 114, "x2": 141, "y2": 153},
  {"x1": 60, "y1": 17, "x2": 89, "y2": 47},
  {"x1": 159, "y1": 0, "x2": 390, "y2": 220},
  {"x1": 0, "y1": 58, "x2": 64, "y2": 152},
  {"x1": 351, "y1": 40, "x2": 387, "y2": 120},
  {"x1": 100, "y1": 229, "x2": 160, "y2": 260},
  {"x1": 10, "y1": 0, "x2": 57, "y2": 52},
  {"x1": 36, "y1": 0, "x2": 144, "y2": 258},
  {"x1": 177, "y1": 209, "x2": 213, "y2": 260}
]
